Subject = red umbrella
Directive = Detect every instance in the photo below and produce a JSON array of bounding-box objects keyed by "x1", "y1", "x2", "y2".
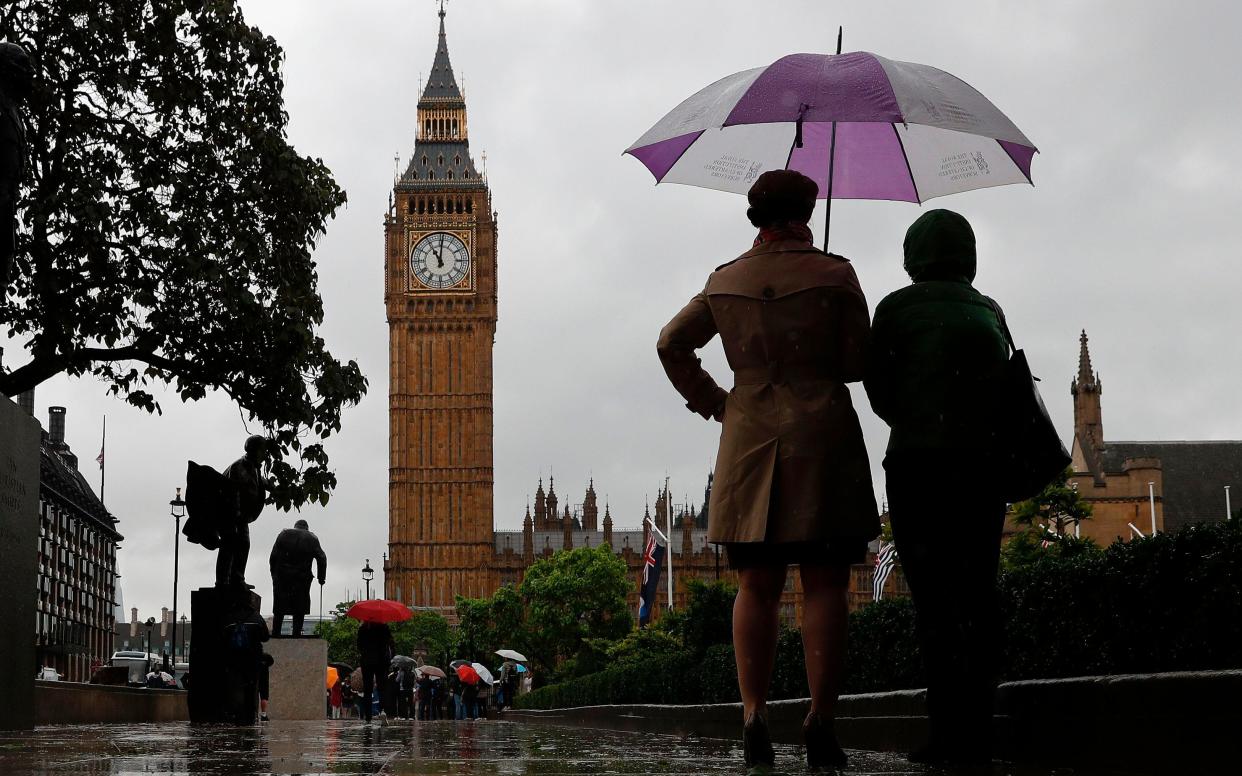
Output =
[
  {"x1": 455, "y1": 663, "x2": 480, "y2": 685},
  {"x1": 345, "y1": 599, "x2": 412, "y2": 624}
]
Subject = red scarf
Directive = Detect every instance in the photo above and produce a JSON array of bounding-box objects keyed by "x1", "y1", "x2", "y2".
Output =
[{"x1": 753, "y1": 222, "x2": 814, "y2": 247}]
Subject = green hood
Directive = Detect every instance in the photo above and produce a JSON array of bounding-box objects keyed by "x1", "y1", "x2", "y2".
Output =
[{"x1": 903, "y1": 209, "x2": 976, "y2": 283}]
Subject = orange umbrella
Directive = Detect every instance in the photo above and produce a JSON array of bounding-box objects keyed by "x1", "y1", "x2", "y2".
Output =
[
  {"x1": 326, "y1": 666, "x2": 339, "y2": 690},
  {"x1": 455, "y1": 663, "x2": 480, "y2": 685}
]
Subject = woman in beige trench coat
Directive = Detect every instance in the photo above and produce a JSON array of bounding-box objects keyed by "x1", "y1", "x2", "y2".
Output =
[{"x1": 658, "y1": 171, "x2": 879, "y2": 773}]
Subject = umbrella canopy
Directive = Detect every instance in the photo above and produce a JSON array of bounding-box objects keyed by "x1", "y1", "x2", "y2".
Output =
[
  {"x1": 326, "y1": 666, "x2": 339, "y2": 689},
  {"x1": 328, "y1": 661, "x2": 353, "y2": 676},
  {"x1": 345, "y1": 599, "x2": 412, "y2": 624},
  {"x1": 390, "y1": 655, "x2": 417, "y2": 671},
  {"x1": 417, "y1": 665, "x2": 447, "y2": 679},
  {"x1": 515, "y1": 663, "x2": 527, "y2": 673},
  {"x1": 495, "y1": 649, "x2": 527, "y2": 662},
  {"x1": 471, "y1": 662, "x2": 495, "y2": 686},
  {"x1": 449, "y1": 659, "x2": 471, "y2": 670},
  {"x1": 455, "y1": 664, "x2": 480, "y2": 685},
  {"x1": 625, "y1": 51, "x2": 1036, "y2": 207}
]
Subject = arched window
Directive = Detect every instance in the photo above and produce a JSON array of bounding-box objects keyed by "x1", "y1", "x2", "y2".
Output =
[
  {"x1": 427, "y1": 171, "x2": 434, "y2": 180},
  {"x1": 452, "y1": 119, "x2": 459, "y2": 137},
  {"x1": 466, "y1": 199, "x2": 473, "y2": 214},
  {"x1": 406, "y1": 198, "x2": 414, "y2": 214},
  {"x1": 424, "y1": 119, "x2": 431, "y2": 137},
  {"x1": 447, "y1": 170, "x2": 454, "y2": 180},
  {"x1": 454, "y1": 154, "x2": 460, "y2": 166},
  {"x1": 438, "y1": 154, "x2": 444, "y2": 166}
]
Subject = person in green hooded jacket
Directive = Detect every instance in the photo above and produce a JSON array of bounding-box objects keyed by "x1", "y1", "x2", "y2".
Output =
[{"x1": 864, "y1": 209, "x2": 1009, "y2": 766}]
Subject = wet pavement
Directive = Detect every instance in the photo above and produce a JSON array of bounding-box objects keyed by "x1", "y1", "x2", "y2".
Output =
[{"x1": 0, "y1": 719, "x2": 1135, "y2": 775}]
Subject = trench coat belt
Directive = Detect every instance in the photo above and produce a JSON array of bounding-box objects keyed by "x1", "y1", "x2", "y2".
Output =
[{"x1": 733, "y1": 363, "x2": 835, "y2": 385}]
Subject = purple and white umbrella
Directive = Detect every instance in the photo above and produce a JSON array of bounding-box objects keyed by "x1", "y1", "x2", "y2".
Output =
[{"x1": 625, "y1": 51, "x2": 1037, "y2": 207}]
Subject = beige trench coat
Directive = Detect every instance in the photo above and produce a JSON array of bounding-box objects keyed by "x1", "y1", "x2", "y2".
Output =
[{"x1": 657, "y1": 239, "x2": 879, "y2": 544}]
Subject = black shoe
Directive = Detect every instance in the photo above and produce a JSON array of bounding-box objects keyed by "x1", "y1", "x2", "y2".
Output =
[
  {"x1": 803, "y1": 712, "x2": 847, "y2": 770},
  {"x1": 743, "y1": 712, "x2": 776, "y2": 773}
]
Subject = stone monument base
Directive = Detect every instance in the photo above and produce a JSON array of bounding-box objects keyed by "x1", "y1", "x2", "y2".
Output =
[
  {"x1": 188, "y1": 586, "x2": 263, "y2": 724},
  {"x1": 0, "y1": 395, "x2": 40, "y2": 730},
  {"x1": 264, "y1": 637, "x2": 328, "y2": 720}
]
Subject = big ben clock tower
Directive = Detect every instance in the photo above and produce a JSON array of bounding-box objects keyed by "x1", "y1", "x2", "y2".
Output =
[{"x1": 384, "y1": 5, "x2": 497, "y2": 614}]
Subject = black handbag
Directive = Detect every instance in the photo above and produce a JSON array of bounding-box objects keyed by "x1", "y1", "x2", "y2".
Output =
[{"x1": 988, "y1": 301, "x2": 1071, "y2": 502}]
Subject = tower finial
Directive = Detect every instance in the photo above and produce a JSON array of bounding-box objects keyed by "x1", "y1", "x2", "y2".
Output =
[{"x1": 1077, "y1": 329, "x2": 1095, "y2": 388}]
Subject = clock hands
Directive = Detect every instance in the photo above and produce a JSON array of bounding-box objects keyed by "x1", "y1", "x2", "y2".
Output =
[{"x1": 433, "y1": 236, "x2": 445, "y2": 269}]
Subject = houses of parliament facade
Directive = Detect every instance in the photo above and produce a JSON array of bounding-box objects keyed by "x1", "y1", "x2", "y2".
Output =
[{"x1": 383, "y1": 8, "x2": 882, "y2": 622}]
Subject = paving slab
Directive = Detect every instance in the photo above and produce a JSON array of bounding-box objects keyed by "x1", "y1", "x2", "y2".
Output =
[{"x1": 0, "y1": 719, "x2": 1137, "y2": 775}]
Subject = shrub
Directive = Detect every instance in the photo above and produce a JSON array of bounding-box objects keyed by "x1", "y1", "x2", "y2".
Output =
[{"x1": 517, "y1": 522, "x2": 1242, "y2": 709}]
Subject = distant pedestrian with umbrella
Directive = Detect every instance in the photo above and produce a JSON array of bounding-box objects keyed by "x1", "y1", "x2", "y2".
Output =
[{"x1": 348, "y1": 599, "x2": 407, "y2": 723}]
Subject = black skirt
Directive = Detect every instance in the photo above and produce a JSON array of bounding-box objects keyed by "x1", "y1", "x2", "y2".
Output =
[{"x1": 722, "y1": 538, "x2": 867, "y2": 570}]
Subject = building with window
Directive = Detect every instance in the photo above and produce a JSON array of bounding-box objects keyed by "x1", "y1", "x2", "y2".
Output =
[{"x1": 33, "y1": 405, "x2": 123, "y2": 682}]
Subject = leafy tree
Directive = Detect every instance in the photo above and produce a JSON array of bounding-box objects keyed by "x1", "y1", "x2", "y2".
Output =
[
  {"x1": 674, "y1": 578, "x2": 736, "y2": 657},
  {"x1": 313, "y1": 600, "x2": 359, "y2": 665},
  {"x1": 521, "y1": 546, "x2": 632, "y2": 677},
  {"x1": 0, "y1": 0, "x2": 365, "y2": 508},
  {"x1": 1011, "y1": 467, "x2": 1093, "y2": 537},
  {"x1": 392, "y1": 610, "x2": 452, "y2": 667}
]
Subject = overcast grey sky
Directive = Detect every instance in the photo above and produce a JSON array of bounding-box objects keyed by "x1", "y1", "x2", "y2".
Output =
[{"x1": 16, "y1": 0, "x2": 1242, "y2": 620}]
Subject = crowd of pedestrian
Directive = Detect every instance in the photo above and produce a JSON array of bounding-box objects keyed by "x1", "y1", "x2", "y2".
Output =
[{"x1": 322, "y1": 619, "x2": 525, "y2": 723}]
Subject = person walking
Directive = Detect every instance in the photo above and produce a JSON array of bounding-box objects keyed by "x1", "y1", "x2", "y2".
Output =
[
  {"x1": 394, "y1": 668, "x2": 413, "y2": 719},
  {"x1": 329, "y1": 677, "x2": 343, "y2": 719},
  {"x1": 416, "y1": 673, "x2": 431, "y2": 720},
  {"x1": 657, "y1": 170, "x2": 879, "y2": 773},
  {"x1": 355, "y1": 621, "x2": 394, "y2": 723},
  {"x1": 864, "y1": 209, "x2": 1010, "y2": 766}
]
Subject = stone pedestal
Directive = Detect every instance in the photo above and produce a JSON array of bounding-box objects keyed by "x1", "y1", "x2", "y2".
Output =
[
  {"x1": 264, "y1": 638, "x2": 328, "y2": 720},
  {"x1": 187, "y1": 586, "x2": 263, "y2": 724},
  {"x1": 0, "y1": 395, "x2": 40, "y2": 730}
]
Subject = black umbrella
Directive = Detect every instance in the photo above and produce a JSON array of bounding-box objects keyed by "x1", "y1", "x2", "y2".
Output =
[
  {"x1": 390, "y1": 655, "x2": 417, "y2": 671},
  {"x1": 449, "y1": 659, "x2": 471, "y2": 670},
  {"x1": 328, "y1": 661, "x2": 353, "y2": 676}
]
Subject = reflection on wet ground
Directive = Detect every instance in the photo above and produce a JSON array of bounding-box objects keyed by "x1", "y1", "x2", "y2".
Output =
[{"x1": 0, "y1": 719, "x2": 1131, "y2": 775}]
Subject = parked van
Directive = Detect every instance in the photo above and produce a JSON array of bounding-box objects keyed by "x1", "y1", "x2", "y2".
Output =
[{"x1": 109, "y1": 650, "x2": 157, "y2": 685}]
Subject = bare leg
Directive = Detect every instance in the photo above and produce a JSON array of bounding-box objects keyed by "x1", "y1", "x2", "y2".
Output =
[
  {"x1": 733, "y1": 565, "x2": 787, "y2": 720},
  {"x1": 799, "y1": 564, "x2": 850, "y2": 720}
]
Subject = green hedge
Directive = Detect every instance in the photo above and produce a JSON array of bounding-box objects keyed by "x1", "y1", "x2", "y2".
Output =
[{"x1": 517, "y1": 522, "x2": 1242, "y2": 710}]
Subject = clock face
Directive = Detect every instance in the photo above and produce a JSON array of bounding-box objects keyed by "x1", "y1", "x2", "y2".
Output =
[{"x1": 410, "y1": 232, "x2": 470, "y2": 290}]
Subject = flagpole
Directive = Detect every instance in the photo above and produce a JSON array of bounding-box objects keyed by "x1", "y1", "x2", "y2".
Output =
[
  {"x1": 665, "y1": 477, "x2": 673, "y2": 610},
  {"x1": 99, "y1": 416, "x2": 106, "y2": 506}
]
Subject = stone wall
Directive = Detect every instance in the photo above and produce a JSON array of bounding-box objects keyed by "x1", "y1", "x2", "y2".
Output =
[
  {"x1": 34, "y1": 680, "x2": 188, "y2": 725},
  {"x1": 265, "y1": 638, "x2": 328, "y2": 720},
  {"x1": 0, "y1": 395, "x2": 40, "y2": 730}
]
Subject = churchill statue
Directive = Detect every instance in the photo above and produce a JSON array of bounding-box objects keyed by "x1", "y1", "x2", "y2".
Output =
[{"x1": 269, "y1": 519, "x2": 327, "y2": 637}]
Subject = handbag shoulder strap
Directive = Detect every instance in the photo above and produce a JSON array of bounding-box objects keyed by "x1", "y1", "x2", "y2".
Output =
[{"x1": 984, "y1": 296, "x2": 1016, "y2": 354}]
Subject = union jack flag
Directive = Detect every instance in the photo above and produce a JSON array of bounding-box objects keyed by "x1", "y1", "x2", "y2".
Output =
[
  {"x1": 873, "y1": 542, "x2": 898, "y2": 602},
  {"x1": 638, "y1": 532, "x2": 665, "y2": 626}
]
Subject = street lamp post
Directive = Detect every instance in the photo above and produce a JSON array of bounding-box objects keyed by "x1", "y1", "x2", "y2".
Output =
[
  {"x1": 170, "y1": 488, "x2": 186, "y2": 667},
  {"x1": 362, "y1": 559, "x2": 374, "y2": 600},
  {"x1": 145, "y1": 617, "x2": 156, "y2": 667},
  {"x1": 180, "y1": 614, "x2": 188, "y2": 661}
]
